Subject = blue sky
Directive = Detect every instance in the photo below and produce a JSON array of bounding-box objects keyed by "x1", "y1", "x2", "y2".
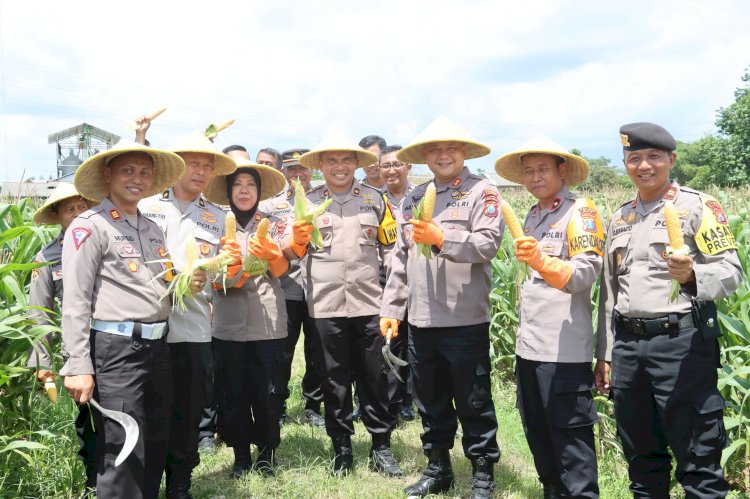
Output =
[{"x1": 1, "y1": 0, "x2": 749, "y2": 180}]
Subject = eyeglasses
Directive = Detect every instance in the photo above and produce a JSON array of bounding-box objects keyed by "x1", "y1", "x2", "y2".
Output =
[{"x1": 380, "y1": 162, "x2": 404, "y2": 170}]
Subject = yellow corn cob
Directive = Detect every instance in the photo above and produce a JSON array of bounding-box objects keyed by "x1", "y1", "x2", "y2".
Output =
[
  {"x1": 44, "y1": 379, "x2": 58, "y2": 404},
  {"x1": 215, "y1": 119, "x2": 235, "y2": 133},
  {"x1": 501, "y1": 200, "x2": 524, "y2": 239},
  {"x1": 422, "y1": 183, "x2": 436, "y2": 222},
  {"x1": 256, "y1": 218, "x2": 270, "y2": 240},
  {"x1": 663, "y1": 201, "x2": 684, "y2": 251},
  {"x1": 146, "y1": 107, "x2": 167, "y2": 121},
  {"x1": 225, "y1": 212, "x2": 237, "y2": 240},
  {"x1": 185, "y1": 238, "x2": 199, "y2": 270}
]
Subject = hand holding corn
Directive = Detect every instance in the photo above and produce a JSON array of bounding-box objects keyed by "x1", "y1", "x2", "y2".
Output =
[
  {"x1": 663, "y1": 201, "x2": 693, "y2": 302},
  {"x1": 411, "y1": 183, "x2": 438, "y2": 258}
]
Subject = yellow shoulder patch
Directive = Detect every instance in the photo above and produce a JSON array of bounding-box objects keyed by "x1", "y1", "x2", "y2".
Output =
[
  {"x1": 378, "y1": 195, "x2": 398, "y2": 246},
  {"x1": 695, "y1": 195, "x2": 736, "y2": 255},
  {"x1": 567, "y1": 198, "x2": 605, "y2": 257}
]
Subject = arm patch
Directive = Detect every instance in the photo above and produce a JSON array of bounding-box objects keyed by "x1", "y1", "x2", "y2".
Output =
[
  {"x1": 567, "y1": 198, "x2": 605, "y2": 257},
  {"x1": 695, "y1": 195, "x2": 737, "y2": 255}
]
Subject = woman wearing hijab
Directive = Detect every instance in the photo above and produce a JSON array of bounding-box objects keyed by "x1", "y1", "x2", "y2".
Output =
[{"x1": 203, "y1": 160, "x2": 289, "y2": 478}]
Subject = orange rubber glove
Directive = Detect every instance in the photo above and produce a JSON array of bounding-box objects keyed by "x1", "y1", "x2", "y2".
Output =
[
  {"x1": 515, "y1": 236, "x2": 573, "y2": 289},
  {"x1": 220, "y1": 237, "x2": 243, "y2": 266},
  {"x1": 291, "y1": 220, "x2": 313, "y2": 257},
  {"x1": 379, "y1": 317, "x2": 401, "y2": 338},
  {"x1": 233, "y1": 271, "x2": 251, "y2": 288},
  {"x1": 410, "y1": 220, "x2": 444, "y2": 249},
  {"x1": 248, "y1": 238, "x2": 289, "y2": 278}
]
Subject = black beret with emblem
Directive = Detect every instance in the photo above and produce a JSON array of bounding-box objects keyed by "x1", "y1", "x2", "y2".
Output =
[
  {"x1": 619, "y1": 122, "x2": 676, "y2": 152},
  {"x1": 282, "y1": 148, "x2": 310, "y2": 168}
]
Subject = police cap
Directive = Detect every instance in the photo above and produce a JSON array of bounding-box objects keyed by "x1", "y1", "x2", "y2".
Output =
[
  {"x1": 282, "y1": 148, "x2": 310, "y2": 168},
  {"x1": 619, "y1": 122, "x2": 676, "y2": 152}
]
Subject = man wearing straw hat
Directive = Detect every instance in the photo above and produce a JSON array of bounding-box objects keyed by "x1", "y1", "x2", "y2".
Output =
[
  {"x1": 496, "y1": 136, "x2": 603, "y2": 498},
  {"x1": 262, "y1": 148, "x2": 326, "y2": 428},
  {"x1": 59, "y1": 140, "x2": 195, "y2": 499},
  {"x1": 26, "y1": 183, "x2": 96, "y2": 491},
  {"x1": 380, "y1": 116, "x2": 504, "y2": 498},
  {"x1": 595, "y1": 123, "x2": 742, "y2": 498},
  {"x1": 140, "y1": 131, "x2": 235, "y2": 499},
  {"x1": 289, "y1": 133, "x2": 401, "y2": 477}
]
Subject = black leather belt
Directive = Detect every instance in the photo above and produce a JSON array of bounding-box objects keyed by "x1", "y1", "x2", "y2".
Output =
[{"x1": 614, "y1": 310, "x2": 695, "y2": 337}]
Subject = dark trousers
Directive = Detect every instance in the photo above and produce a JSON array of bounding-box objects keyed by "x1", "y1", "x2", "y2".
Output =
[
  {"x1": 214, "y1": 338, "x2": 286, "y2": 451},
  {"x1": 282, "y1": 300, "x2": 324, "y2": 410},
  {"x1": 198, "y1": 341, "x2": 221, "y2": 442},
  {"x1": 515, "y1": 357, "x2": 599, "y2": 498},
  {"x1": 387, "y1": 316, "x2": 413, "y2": 414},
  {"x1": 409, "y1": 322, "x2": 500, "y2": 461},
  {"x1": 75, "y1": 402, "x2": 97, "y2": 488},
  {"x1": 314, "y1": 315, "x2": 396, "y2": 437},
  {"x1": 165, "y1": 342, "x2": 211, "y2": 484},
  {"x1": 91, "y1": 331, "x2": 172, "y2": 499},
  {"x1": 611, "y1": 325, "x2": 728, "y2": 498}
]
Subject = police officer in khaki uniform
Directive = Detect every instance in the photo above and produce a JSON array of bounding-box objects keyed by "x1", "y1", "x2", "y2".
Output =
[
  {"x1": 496, "y1": 135, "x2": 603, "y2": 499},
  {"x1": 379, "y1": 144, "x2": 417, "y2": 421},
  {"x1": 26, "y1": 183, "x2": 96, "y2": 490},
  {"x1": 261, "y1": 148, "x2": 326, "y2": 427},
  {"x1": 380, "y1": 116, "x2": 504, "y2": 499},
  {"x1": 139, "y1": 131, "x2": 235, "y2": 499},
  {"x1": 205, "y1": 159, "x2": 289, "y2": 478},
  {"x1": 61, "y1": 141, "x2": 199, "y2": 499},
  {"x1": 288, "y1": 133, "x2": 401, "y2": 477},
  {"x1": 595, "y1": 123, "x2": 743, "y2": 498}
]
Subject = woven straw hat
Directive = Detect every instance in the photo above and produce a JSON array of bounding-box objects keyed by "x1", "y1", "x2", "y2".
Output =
[
  {"x1": 33, "y1": 183, "x2": 96, "y2": 225},
  {"x1": 298, "y1": 132, "x2": 378, "y2": 169},
  {"x1": 495, "y1": 134, "x2": 590, "y2": 185},
  {"x1": 169, "y1": 131, "x2": 237, "y2": 176},
  {"x1": 397, "y1": 116, "x2": 491, "y2": 164},
  {"x1": 73, "y1": 140, "x2": 185, "y2": 202},
  {"x1": 203, "y1": 159, "x2": 286, "y2": 205}
]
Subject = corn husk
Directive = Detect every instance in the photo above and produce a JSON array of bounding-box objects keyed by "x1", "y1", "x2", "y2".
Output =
[
  {"x1": 293, "y1": 178, "x2": 333, "y2": 249},
  {"x1": 663, "y1": 201, "x2": 689, "y2": 302},
  {"x1": 411, "y1": 183, "x2": 437, "y2": 259}
]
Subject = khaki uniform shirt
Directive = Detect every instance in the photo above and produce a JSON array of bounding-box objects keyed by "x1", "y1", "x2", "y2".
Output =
[
  {"x1": 60, "y1": 198, "x2": 172, "y2": 376},
  {"x1": 381, "y1": 167, "x2": 504, "y2": 327},
  {"x1": 596, "y1": 183, "x2": 742, "y2": 361},
  {"x1": 260, "y1": 189, "x2": 304, "y2": 301},
  {"x1": 140, "y1": 189, "x2": 225, "y2": 343},
  {"x1": 516, "y1": 187, "x2": 604, "y2": 363},
  {"x1": 26, "y1": 235, "x2": 63, "y2": 369},
  {"x1": 211, "y1": 214, "x2": 288, "y2": 342},
  {"x1": 303, "y1": 181, "x2": 385, "y2": 319},
  {"x1": 383, "y1": 183, "x2": 415, "y2": 277}
]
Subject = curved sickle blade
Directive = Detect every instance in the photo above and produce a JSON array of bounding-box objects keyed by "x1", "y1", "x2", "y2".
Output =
[
  {"x1": 89, "y1": 398, "x2": 140, "y2": 467},
  {"x1": 382, "y1": 328, "x2": 407, "y2": 382}
]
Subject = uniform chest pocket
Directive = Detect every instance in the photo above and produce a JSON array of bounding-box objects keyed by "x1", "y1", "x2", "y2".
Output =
[
  {"x1": 316, "y1": 212, "x2": 334, "y2": 248},
  {"x1": 358, "y1": 212, "x2": 379, "y2": 246},
  {"x1": 608, "y1": 231, "x2": 631, "y2": 275},
  {"x1": 649, "y1": 228, "x2": 670, "y2": 269},
  {"x1": 440, "y1": 208, "x2": 471, "y2": 231}
]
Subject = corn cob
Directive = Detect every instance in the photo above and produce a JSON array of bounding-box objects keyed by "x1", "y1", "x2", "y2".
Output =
[
  {"x1": 185, "y1": 238, "x2": 199, "y2": 271},
  {"x1": 225, "y1": 211, "x2": 237, "y2": 240},
  {"x1": 256, "y1": 218, "x2": 270, "y2": 240},
  {"x1": 421, "y1": 183, "x2": 436, "y2": 222},
  {"x1": 146, "y1": 107, "x2": 167, "y2": 121},
  {"x1": 126, "y1": 107, "x2": 167, "y2": 131},
  {"x1": 293, "y1": 178, "x2": 333, "y2": 249},
  {"x1": 44, "y1": 378, "x2": 58, "y2": 404},
  {"x1": 204, "y1": 119, "x2": 235, "y2": 141},
  {"x1": 215, "y1": 119, "x2": 235, "y2": 133},
  {"x1": 663, "y1": 201, "x2": 684, "y2": 251},
  {"x1": 501, "y1": 200, "x2": 524, "y2": 239}
]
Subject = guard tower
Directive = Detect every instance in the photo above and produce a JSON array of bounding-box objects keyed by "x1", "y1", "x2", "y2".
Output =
[{"x1": 47, "y1": 123, "x2": 120, "y2": 179}]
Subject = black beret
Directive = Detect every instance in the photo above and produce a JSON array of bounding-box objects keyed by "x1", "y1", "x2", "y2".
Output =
[
  {"x1": 281, "y1": 148, "x2": 310, "y2": 168},
  {"x1": 619, "y1": 122, "x2": 676, "y2": 152}
]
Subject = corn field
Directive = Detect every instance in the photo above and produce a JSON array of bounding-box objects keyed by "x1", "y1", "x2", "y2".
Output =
[{"x1": 1, "y1": 186, "x2": 750, "y2": 496}]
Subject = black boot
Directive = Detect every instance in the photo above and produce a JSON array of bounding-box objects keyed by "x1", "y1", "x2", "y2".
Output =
[
  {"x1": 369, "y1": 433, "x2": 403, "y2": 476},
  {"x1": 330, "y1": 435, "x2": 354, "y2": 477},
  {"x1": 165, "y1": 468, "x2": 193, "y2": 499},
  {"x1": 543, "y1": 483, "x2": 561, "y2": 499},
  {"x1": 403, "y1": 449, "x2": 454, "y2": 497},
  {"x1": 230, "y1": 446, "x2": 253, "y2": 479},
  {"x1": 255, "y1": 447, "x2": 276, "y2": 477},
  {"x1": 470, "y1": 456, "x2": 495, "y2": 499}
]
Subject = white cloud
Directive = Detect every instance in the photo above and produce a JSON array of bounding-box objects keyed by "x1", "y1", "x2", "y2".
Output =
[{"x1": 1, "y1": 0, "x2": 749, "y2": 180}]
